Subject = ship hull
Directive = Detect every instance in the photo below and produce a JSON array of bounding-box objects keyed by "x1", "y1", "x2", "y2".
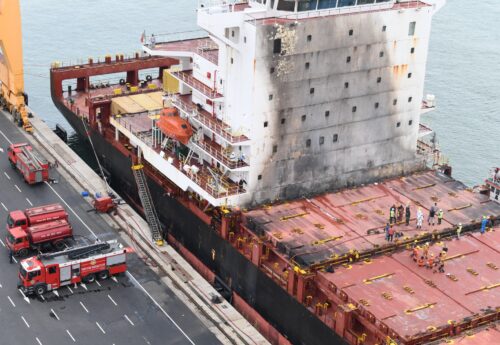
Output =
[{"x1": 53, "y1": 99, "x2": 346, "y2": 345}]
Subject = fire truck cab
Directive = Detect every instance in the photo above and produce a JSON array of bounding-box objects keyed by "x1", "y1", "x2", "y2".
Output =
[{"x1": 18, "y1": 241, "x2": 130, "y2": 296}]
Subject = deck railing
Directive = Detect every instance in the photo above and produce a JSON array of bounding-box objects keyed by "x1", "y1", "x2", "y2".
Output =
[
  {"x1": 114, "y1": 116, "x2": 245, "y2": 199},
  {"x1": 170, "y1": 71, "x2": 222, "y2": 99},
  {"x1": 172, "y1": 95, "x2": 249, "y2": 144}
]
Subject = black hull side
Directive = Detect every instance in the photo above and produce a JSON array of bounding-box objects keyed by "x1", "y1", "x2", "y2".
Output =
[{"x1": 53, "y1": 100, "x2": 346, "y2": 345}]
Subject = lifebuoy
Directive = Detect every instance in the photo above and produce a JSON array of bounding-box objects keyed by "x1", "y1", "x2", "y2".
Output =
[
  {"x1": 119, "y1": 78, "x2": 126, "y2": 85},
  {"x1": 146, "y1": 75, "x2": 153, "y2": 82}
]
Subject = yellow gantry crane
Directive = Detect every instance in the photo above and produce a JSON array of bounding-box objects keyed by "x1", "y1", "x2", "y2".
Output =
[{"x1": 0, "y1": 0, "x2": 33, "y2": 132}]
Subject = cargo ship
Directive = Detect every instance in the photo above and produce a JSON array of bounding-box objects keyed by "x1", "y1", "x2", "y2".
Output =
[{"x1": 49, "y1": 1, "x2": 500, "y2": 344}]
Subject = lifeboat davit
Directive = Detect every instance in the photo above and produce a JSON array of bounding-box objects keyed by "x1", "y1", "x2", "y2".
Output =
[{"x1": 157, "y1": 107, "x2": 193, "y2": 145}]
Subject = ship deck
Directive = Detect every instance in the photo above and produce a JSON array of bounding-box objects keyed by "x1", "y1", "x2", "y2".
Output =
[
  {"x1": 151, "y1": 37, "x2": 219, "y2": 65},
  {"x1": 243, "y1": 170, "x2": 500, "y2": 269},
  {"x1": 316, "y1": 229, "x2": 500, "y2": 344}
]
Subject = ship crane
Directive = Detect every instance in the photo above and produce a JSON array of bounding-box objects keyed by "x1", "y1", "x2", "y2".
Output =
[{"x1": 0, "y1": 0, "x2": 33, "y2": 132}]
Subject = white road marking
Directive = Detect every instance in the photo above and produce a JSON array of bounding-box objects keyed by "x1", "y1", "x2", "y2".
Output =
[
  {"x1": 80, "y1": 301, "x2": 89, "y2": 313},
  {"x1": 7, "y1": 296, "x2": 15, "y2": 307},
  {"x1": 81, "y1": 283, "x2": 88, "y2": 291},
  {"x1": 67, "y1": 286, "x2": 73, "y2": 294},
  {"x1": 111, "y1": 276, "x2": 118, "y2": 283},
  {"x1": 50, "y1": 308, "x2": 60, "y2": 320},
  {"x1": 96, "y1": 321, "x2": 106, "y2": 334},
  {"x1": 12, "y1": 256, "x2": 17, "y2": 263},
  {"x1": 123, "y1": 314, "x2": 135, "y2": 326},
  {"x1": 0, "y1": 283, "x2": 3, "y2": 288},
  {"x1": 107, "y1": 294, "x2": 117, "y2": 306},
  {"x1": 0, "y1": 238, "x2": 5, "y2": 247},
  {"x1": 40, "y1": 294, "x2": 45, "y2": 301},
  {"x1": 0, "y1": 129, "x2": 13, "y2": 145},
  {"x1": 52, "y1": 290, "x2": 59, "y2": 297},
  {"x1": 0, "y1": 148, "x2": 3, "y2": 153},
  {"x1": 4, "y1": 172, "x2": 10, "y2": 180},
  {"x1": 66, "y1": 330, "x2": 76, "y2": 342},
  {"x1": 26, "y1": 198, "x2": 33, "y2": 206},
  {"x1": 36, "y1": 337, "x2": 43, "y2": 345},
  {"x1": 1, "y1": 202, "x2": 8, "y2": 211},
  {"x1": 18, "y1": 289, "x2": 30, "y2": 304},
  {"x1": 21, "y1": 315, "x2": 30, "y2": 328},
  {"x1": 95, "y1": 280, "x2": 101, "y2": 287},
  {"x1": 44, "y1": 182, "x2": 98, "y2": 239},
  {"x1": 127, "y1": 272, "x2": 196, "y2": 345},
  {"x1": 124, "y1": 314, "x2": 135, "y2": 326},
  {"x1": 15, "y1": 184, "x2": 22, "y2": 193}
]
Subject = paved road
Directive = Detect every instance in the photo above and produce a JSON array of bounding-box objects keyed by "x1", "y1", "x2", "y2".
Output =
[{"x1": 0, "y1": 111, "x2": 221, "y2": 345}]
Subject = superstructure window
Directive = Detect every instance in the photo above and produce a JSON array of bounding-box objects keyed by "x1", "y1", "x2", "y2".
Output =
[
  {"x1": 273, "y1": 145, "x2": 278, "y2": 153},
  {"x1": 377, "y1": 77, "x2": 382, "y2": 83},
  {"x1": 409, "y1": 120, "x2": 413, "y2": 126},
  {"x1": 379, "y1": 51, "x2": 384, "y2": 58},
  {"x1": 408, "y1": 96, "x2": 413, "y2": 103},
  {"x1": 258, "y1": 175, "x2": 262, "y2": 181},
  {"x1": 408, "y1": 22, "x2": 416, "y2": 36},
  {"x1": 301, "y1": 114, "x2": 307, "y2": 122},
  {"x1": 273, "y1": 38, "x2": 282, "y2": 54},
  {"x1": 264, "y1": 121, "x2": 268, "y2": 127},
  {"x1": 244, "y1": 36, "x2": 247, "y2": 43},
  {"x1": 310, "y1": 88, "x2": 315, "y2": 94},
  {"x1": 333, "y1": 134, "x2": 338, "y2": 143},
  {"x1": 325, "y1": 110, "x2": 330, "y2": 117},
  {"x1": 352, "y1": 106, "x2": 357, "y2": 113},
  {"x1": 344, "y1": 82, "x2": 349, "y2": 89},
  {"x1": 269, "y1": 94, "x2": 273, "y2": 101},
  {"x1": 411, "y1": 47, "x2": 415, "y2": 54},
  {"x1": 393, "y1": 99, "x2": 398, "y2": 106},
  {"x1": 307, "y1": 34, "x2": 312, "y2": 42},
  {"x1": 270, "y1": 67, "x2": 275, "y2": 74},
  {"x1": 305, "y1": 62, "x2": 310, "y2": 69},
  {"x1": 349, "y1": 29, "x2": 353, "y2": 36},
  {"x1": 306, "y1": 139, "x2": 311, "y2": 147},
  {"x1": 408, "y1": 73, "x2": 412, "y2": 79},
  {"x1": 230, "y1": 58, "x2": 234, "y2": 64},
  {"x1": 374, "y1": 102, "x2": 379, "y2": 109},
  {"x1": 346, "y1": 56, "x2": 351, "y2": 63},
  {"x1": 397, "y1": 122, "x2": 401, "y2": 128},
  {"x1": 319, "y1": 136, "x2": 325, "y2": 145},
  {"x1": 382, "y1": 25, "x2": 387, "y2": 32},
  {"x1": 281, "y1": 118, "x2": 286, "y2": 124}
]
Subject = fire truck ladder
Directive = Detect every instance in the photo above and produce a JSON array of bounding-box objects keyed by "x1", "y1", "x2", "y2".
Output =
[
  {"x1": 131, "y1": 164, "x2": 164, "y2": 246},
  {"x1": 21, "y1": 146, "x2": 42, "y2": 170},
  {"x1": 40, "y1": 242, "x2": 111, "y2": 261}
]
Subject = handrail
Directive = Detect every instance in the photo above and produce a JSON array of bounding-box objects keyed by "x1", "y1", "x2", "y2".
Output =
[{"x1": 171, "y1": 71, "x2": 222, "y2": 99}]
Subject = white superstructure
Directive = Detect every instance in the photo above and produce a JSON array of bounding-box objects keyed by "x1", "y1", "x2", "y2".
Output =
[{"x1": 138, "y1": 0, "x2": 445, "y2": 207}]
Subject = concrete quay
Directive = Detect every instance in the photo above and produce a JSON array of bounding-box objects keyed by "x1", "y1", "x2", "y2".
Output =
[{"x1": 9, "y1": 109, "x2": 269, "y2": 345}]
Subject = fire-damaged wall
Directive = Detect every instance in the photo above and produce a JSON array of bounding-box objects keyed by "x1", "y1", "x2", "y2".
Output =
[{"x1": 247, "y1": 6, "x2": 436, "y2": 205}]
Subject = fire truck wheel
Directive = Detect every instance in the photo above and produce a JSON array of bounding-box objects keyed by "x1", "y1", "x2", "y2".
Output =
[
  {"x1": 53, "y1": 240, "x2": 66, "y2": 251},
  {"x1": 17, "y1": 248, "x2": 29, "y2": 257},
  {"x1": 82, "y1": 274, "x2": 95, "y2": 284},
  {"x1": 97, "y1": 270, "x2": 109, "y2": 280},
  {"x1": 35, "y1": 284, "x2": 47, "y2": 296}
]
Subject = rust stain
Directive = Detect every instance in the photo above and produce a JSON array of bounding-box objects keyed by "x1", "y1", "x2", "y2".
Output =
[
  {"x1": 393, "y1": 40, "x2": 397, "y2": 49},
  {"x1": 413, "y1": 37, "x2": 419, "y2": 47},
  {"x1": 393, "y1": 64, "x2": 408, "y2": 79}
]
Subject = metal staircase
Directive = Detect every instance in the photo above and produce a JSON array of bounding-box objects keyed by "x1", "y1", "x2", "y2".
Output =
[{"x1": 131, "y1": 164, "x2": 164, "y2": 246}]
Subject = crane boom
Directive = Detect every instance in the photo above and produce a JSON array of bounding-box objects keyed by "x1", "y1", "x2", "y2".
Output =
[{"x1": 0, "y1": 0, "x2": 32, "y2": 132}]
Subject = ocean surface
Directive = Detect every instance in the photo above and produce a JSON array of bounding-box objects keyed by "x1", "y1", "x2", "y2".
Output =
[{"x1": 20, "y1": 0, "x2": 499, "y2": 186}]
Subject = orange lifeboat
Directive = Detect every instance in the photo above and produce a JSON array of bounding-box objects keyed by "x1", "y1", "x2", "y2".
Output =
[{"x1": 157, "y1": 107, "x2": 193, "y2": 145}]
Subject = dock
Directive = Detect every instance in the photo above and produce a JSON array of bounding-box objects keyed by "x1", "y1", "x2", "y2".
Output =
[{"x1": 0, "y1": 108, "x2": 268, "y2": 345}]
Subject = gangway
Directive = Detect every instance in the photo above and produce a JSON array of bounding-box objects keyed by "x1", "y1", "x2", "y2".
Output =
[{"x1": 131, "y1": 164, "x2": 164, "y2": 245}]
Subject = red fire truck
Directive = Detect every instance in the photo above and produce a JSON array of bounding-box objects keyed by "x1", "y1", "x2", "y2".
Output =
[
  {"x1": 7, "y1": 203, "x2": 68, "y2": 230},
  {"x1": 18, "y1": 241, "x2": 130, "y2": 295},
  {"x1": 8, "y1": 142, "x2": 49, "y2": 184},
  {"x1": 6, "y1": 219, "x2": 73, "y2": 257}
]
